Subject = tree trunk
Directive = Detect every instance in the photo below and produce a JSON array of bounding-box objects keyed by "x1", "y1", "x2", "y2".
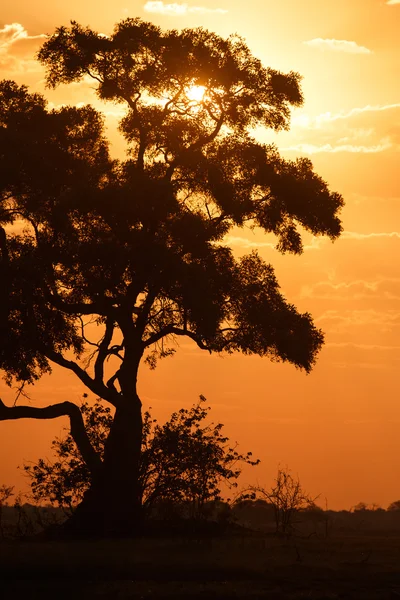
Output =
[{"x1": 66, "y1": 393, "x2": 143, "y2": 537}]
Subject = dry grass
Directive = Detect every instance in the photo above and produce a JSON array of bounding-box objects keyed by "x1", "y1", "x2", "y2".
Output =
[{"x1": 2, "y1": 532, "x2": 400, "y2": 598}]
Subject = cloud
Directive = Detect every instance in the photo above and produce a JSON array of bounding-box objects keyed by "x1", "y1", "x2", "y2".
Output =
[
  {"x1": 332, "y1": 361, "x2": 395, "y2": 371},
  {"x1": 0, "y1": 23, "x2": 45, "y2": 76},
  {"x1": 317, "y1": 309, "x2": 400, "y2": 330},
  {"x1": 387, "y1": 0, "x2": 400, "y2": 4},
  {"x1": 301, "y1": 277, "x2": 400, "y2": 301},
  {"x1": 281, "y1": 101, "x2": 400, "y2": 156},
  {"x1": 221, "y1": 235, "x2": 275, "y2": 250},
  {"x1": 303, "y1": 38, "x2": 371, "y2": 54},
  {"x1": 0, "y1": 23, "x2": 45, "y2": 49},
  {"x1": 327, "y1": 342, "x2": 400, "y2": 351},
  {"x1": 292, "y1": 103, "x2": 400, "y2": 130},
  {"x1": 143, "y1": 1, "x2": 228, "y2": 15},
  {"x1": 220, "y1": 234, "x2": 324, "y2": 252},
  {"x1": 221, "y1": 230, "x2": 400, "y2": 256},
  {"x1": 282, "y1": 141, "x2": 393, "y2": 154},
  {"x1": 342, "y1": 231, "x2": 400, "y2": 240}
]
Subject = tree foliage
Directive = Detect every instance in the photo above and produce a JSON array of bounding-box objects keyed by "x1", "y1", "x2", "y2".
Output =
[{"x1": 24, "y1": 396, "x2": 258, "y2": 518}]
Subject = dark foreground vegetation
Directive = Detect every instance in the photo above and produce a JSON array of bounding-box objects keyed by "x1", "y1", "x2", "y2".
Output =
[
  {"x1": 2, "y1": 400, "x2": 400, "y2": 597},
  {"x1": 2, "y1": 502, "x2": 400, "y2": 598},
  {"x1": 2, "y1": 527, "x2": 400, "y2": 599}
]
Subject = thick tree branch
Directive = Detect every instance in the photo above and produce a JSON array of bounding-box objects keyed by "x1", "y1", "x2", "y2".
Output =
[
  {"x1": 46, "y1": 292, "x2": 111, "y2": 317},
  {"x1": 43, "y1": 347, "x2": 121, "y2": 408},
  {"x1": 106, "y1": 371, "x2": 120, "y2": 394},
  {"x1": 94, "y1": 316, "x2": 115, "y2": 385},
  {"x1": 123, "y1": 92, "x2": 147, "y2": 170},
  {"x1": 0, "y1": 399, "x2": 102, "y2": 475},
  {"x1": 0, "y1": 226, "x2": 10, "y2": 328},
  {"x1": 135, "y1": 288, "x2": 157, "y2": 339},
  {"x1": 144, "y1": 325, "x2": 210, "y2": 351}
]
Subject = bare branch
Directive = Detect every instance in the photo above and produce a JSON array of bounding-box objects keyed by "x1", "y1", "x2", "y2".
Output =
[
  {"x1": 43, "y1": 347, "x2": 121, "y2": 408},
  {"x1": 84, "y1": 68, "x2": 103, "y2": 84},
  {"x1": 78, "y1": 316, "x2": 100, "y2": 348},
  {"x1": 0, "y1": 399, "x2": 102, "y2": 475},
  {"x1": 13, "y1": 381, "x2": 30, "y2": 406},
  {"x1": 161, "y1": 84, "x2": 185, "y2": 117}
]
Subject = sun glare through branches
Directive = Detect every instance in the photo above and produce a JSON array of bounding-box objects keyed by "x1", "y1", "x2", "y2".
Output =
[{"x1": 186, "y1": 85, "x2": 206, "y2": 102}]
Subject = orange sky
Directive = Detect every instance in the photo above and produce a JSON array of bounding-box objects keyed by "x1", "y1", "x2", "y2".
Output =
[{"x1": 0, "y1": 0, "x2": 400, "y2": 510}]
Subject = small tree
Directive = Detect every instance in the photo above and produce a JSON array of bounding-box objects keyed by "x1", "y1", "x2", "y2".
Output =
[
  {"x1": 0, "y1": 484, "x2": 14, "y2": 538},
  {"x1": 387, "y1": 500, "x2": 400, "y2": 512},
  {"x1": 25, "y1": 396, "x2": 258, "y2": 519},
  {"x1": 242, "y1": 466, "x2": 318, "y2": 535}
]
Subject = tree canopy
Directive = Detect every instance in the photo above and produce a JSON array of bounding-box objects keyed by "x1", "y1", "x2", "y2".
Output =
[{"x1": 0, "y1": 19, "x2": 343, "y2": 391}]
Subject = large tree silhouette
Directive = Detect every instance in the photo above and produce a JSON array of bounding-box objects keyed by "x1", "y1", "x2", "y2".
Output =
[{"x1": 0, "y1": 19, "x2": 343, "y2": 534}]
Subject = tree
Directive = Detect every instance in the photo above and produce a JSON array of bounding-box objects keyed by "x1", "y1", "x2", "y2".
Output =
[
  {"x1": 24, "y1": 396, "x2": 258, "y2": 519},
  {"x1": 388, "y1": 500, "x2": 400, "y2": 512},
  {"x1": 0, "y1": 19, "x2": 343, "y2": 534},
  {"x1": 241, "y1": 466, "x2": 318, "y2": 535},
  {"x1": 0, "y1": 485, "x2": 14, "y2": 538}
]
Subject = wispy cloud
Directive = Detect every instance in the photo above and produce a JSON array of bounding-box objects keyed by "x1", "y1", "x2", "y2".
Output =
[
  {"x1": 220, "y1": 230, "x2": 400, "y2": 255},
  {"x1": 220, "y1": 235, "x2": 324, "y2": 252},
  {"x1": 387, "y1": 0, "x2": 400, "y2": 5},
  {"x1": 282, "y1": 141, "x2": 393, "y2": 154},
  {"x1": 292, "y1": 103, "x2": 400, "y2": 129},
  {"x1": 143, "y1": 1, "x2": 228, "y2": 15},
  {"x1": 221, "y1": 235, "x2": 274, "y2": 250},
  {"x1": 283, "y1": 102, "x2": 400, "y2": 156},
  {"x1": 303, "y1": 38, "x2": 371, "y2": 54},
  {"x1": 317, "y1": 309, "x2": 400, "y2": 333},
  {"x1": 327, "y1": 342, "x2": 400, "y2": 351},
  {"x1": 301, "y1": 277, "x2": 400, "y2": 301},
  {"x1": 0, "y1": 24, "x2": 45, "y2": 75},
  {"x1": 0, "y1": 23, "x2": 45, "y2": 49},
  {"x1": 342, "y1": 231, "x2": 400, "y2": 240}
]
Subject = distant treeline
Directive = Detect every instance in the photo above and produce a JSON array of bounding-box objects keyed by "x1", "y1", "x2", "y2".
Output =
[{"x1": 2, "y1": 498, "x2": 400, "y2": 540}]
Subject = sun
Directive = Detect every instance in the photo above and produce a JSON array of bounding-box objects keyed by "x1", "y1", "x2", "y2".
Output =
[{"x1": 186, "y1": 85, "x2": 206, "y2": 102}]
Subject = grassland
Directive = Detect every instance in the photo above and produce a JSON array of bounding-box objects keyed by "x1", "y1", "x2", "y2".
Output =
[{"x1": 2, "y1": 531, "x2": 400, "y2": 599}]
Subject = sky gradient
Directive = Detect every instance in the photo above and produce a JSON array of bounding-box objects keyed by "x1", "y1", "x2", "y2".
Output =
[{"x1": 0, "y1": 0, "x2": 399, "y2": 510}]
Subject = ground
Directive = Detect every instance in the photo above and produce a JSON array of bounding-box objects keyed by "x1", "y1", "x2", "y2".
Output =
[{"x1": 2, "y1": 532, "x2": 400, "y2": 599}]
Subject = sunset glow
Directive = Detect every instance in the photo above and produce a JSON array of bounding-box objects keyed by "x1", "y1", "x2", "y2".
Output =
[{"x1": 0, "y1": 0, "x2": 400, "y2": 513}]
